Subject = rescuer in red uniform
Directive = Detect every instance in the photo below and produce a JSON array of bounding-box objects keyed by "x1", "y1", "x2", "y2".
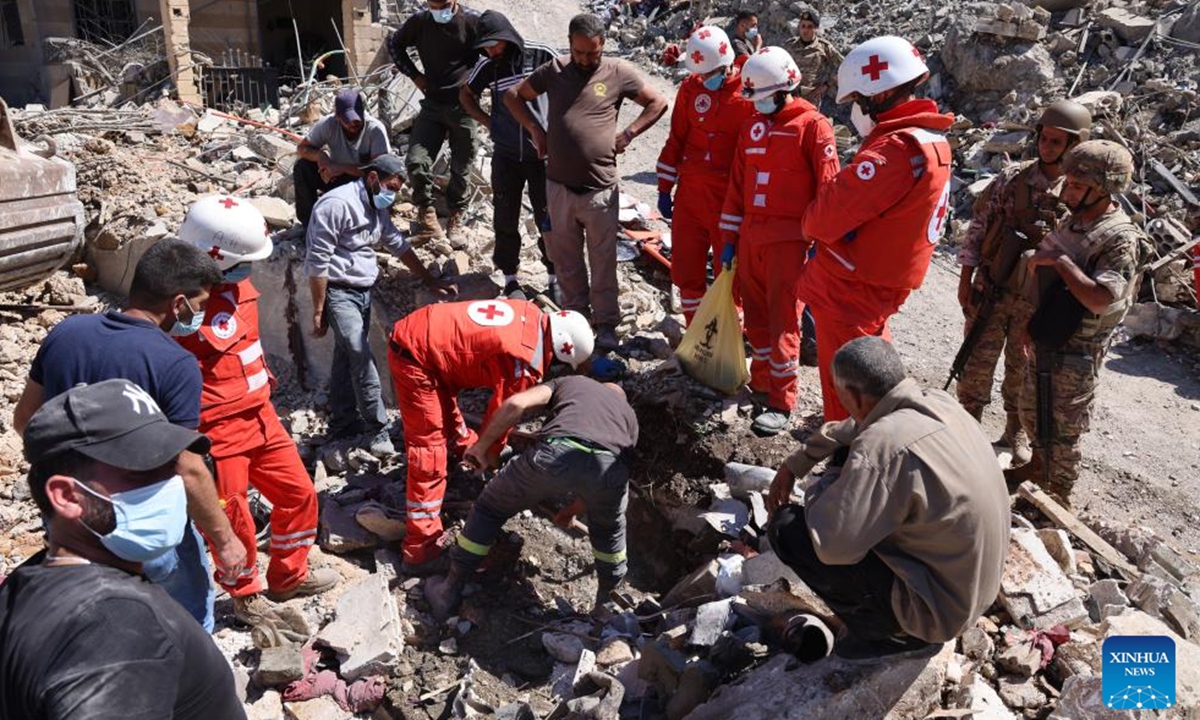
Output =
[
  {"x1": 656, "y1": 25, "x2": 755, "y2": 325},
  {"x1": 799, "y1": 35, "x2": 955, "y2": 422},
  {"x1": 719, "y1": 46, "x2": 840, "y2": 436},
  {"x1": 177, "y1": 196, "x2": 339, "y2": 625},
  {"x1": 387, "y1": 300, "x2": 595, "y2": 575}
]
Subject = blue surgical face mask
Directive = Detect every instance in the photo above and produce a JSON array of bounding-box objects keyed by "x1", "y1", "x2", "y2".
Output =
[
  {"x1": 76, "y1": 475, "x2": 188, "y2": 563},
  {"x1": 223, "y1": 263, "x2": 252, "y2": 284},
  {"x1": 702, "y1": 72, "x2": 725, "y2": 91},
  {"x1": 169, "y1": 297, "x2": 205, "y2": 337},
  {"x1": 430, "y1": 5, "x2": 455, "y2": 23},
  {"x1": 747, "y1": 27, "x2": 759, "y2": 40},
  {"x1": 373, "y1": 188, "x2": 397, "y2": 209},
  {"x1": 754, "y1": 95, "x2": 780, "y2": 115}
]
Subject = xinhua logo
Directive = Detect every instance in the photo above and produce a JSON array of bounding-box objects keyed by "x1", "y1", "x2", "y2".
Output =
[{"x1": 1102, "y1": 635, "x2": 1175, "y2": 710}]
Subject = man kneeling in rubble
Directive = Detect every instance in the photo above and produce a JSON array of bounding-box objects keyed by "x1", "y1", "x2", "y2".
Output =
[
  {"x1": 766, "y1": 337, "x2": 1009, "y2": 662},
  {"x1": 425, "y1": 376, "x2": 639, "y2": 621}
]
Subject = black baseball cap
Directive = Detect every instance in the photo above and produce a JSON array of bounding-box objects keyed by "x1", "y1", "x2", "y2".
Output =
[
  {"x1": 24, "y1": 379, "x2": 210, "y2": 471},
  {"x1": 361, "y1": 153, "x2": 407, "y2": 179},
  {"x1": 335, "y1": 88, "x2": 364, "y2": 124}
]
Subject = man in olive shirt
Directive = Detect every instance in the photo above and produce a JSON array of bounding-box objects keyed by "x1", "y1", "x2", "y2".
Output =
[
  {"x1": 766, "y1": 337, "x2": 1009, "y2": 662},
  {"x1": 505, "y1": 13, "x2": 667, "y2": 352}
]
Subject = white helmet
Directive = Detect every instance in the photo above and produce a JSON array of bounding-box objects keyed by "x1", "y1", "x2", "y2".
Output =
[
  {"x1": 548, "y1": 310, "x2": 594, "y2": 369},
  {"x1": 684, "y1": 26, "x2": 734, "y2": 75},
  {"x1": 836, "y1": 35, "x2": 929, "y2": 103},
  {"x1": 179, "y1": 195, "x2": 272, "y2": 271},
  {"x1": 740, "y1": 47, "x2": 801, "y2": 101}
]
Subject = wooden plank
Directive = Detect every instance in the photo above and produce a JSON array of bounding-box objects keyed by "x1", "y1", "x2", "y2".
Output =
[{"x1": 1017, "y1": 481, "x2": 1138, "y2": 579}]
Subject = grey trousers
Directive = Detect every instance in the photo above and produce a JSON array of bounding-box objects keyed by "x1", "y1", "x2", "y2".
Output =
[
  {"x1": 451, "y1": 438, "x2": 629, "y2": 581},
  {"x1": 545, "y1": 180, "x2": 621, "y2": 327}
]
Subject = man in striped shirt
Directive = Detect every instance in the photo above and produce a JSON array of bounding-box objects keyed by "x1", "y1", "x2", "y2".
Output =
[{"x1": 460, "y1": 10, "x2": 558, "y2": 302}]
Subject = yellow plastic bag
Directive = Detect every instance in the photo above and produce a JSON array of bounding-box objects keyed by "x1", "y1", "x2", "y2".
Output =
[{"x1": 675, "y1": 263, "x2": 748, "y2": 395}]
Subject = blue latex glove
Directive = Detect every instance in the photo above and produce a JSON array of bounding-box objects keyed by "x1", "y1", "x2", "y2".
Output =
[
  {"x1": 720, "y1": 243, "x2": 736, "y2": 270},
  {"x1": 590, "y1": 355, "x2": 627, "y2": 381},
  {"x1": 657, "y1": 191, "x2": 673, "y2": 220}
]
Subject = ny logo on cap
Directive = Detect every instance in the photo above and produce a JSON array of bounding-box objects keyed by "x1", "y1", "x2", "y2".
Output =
[{"x1": 122, "y1": 383, "x2": 162, "y2": 416}]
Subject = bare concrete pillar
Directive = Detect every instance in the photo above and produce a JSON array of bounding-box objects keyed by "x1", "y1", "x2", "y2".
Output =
[{"x1": 159, "y1": 0, "x2": 202, "y2": 104}]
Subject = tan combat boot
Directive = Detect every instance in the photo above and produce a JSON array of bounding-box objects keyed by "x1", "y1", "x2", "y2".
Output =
[
  {"x1": 412, "y1": 206, "x2": 445, "y2": 241},
  {"x1": 446, "y1": 209, "x2": 469, "y2": 250},
  {"x1": 998, "y1": 413, "x2": 1032, "y2": 466}
]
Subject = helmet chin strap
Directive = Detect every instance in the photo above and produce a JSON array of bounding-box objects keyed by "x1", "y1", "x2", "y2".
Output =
[
  {"x1": 1069, "y1": 186, "x2": 1107, "y2": 215},
  {"x1": 859, "y1": 88, "x2": 902, "y2": 119}
]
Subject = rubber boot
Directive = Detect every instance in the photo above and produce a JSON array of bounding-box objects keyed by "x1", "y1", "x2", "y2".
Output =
[
  {"x1": 424, "y1": 563, "x2": 467, "y2": 622},
  {"x1": 997, "y1": 413, "x2": 1032, "y2": 466}
]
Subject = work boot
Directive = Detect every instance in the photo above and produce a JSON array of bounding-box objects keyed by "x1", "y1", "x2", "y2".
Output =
[
  {"x1": 1003, "y1": 450, "x2": 1072, "y2": 506},
  {"x1": 800, "y1": 336, "x2": 818, "y2": 367},
  {"x1": 266, "y1": 566, "x2": 341, "y2": 602},
  {"x1": 503, "y1": 280, "x2": 527, "y2": 301},
  {"x1": 446, "y1": 209, "x2": 468, "y2": 250},
  {"x1": 424, "y1": 564, "x2": 468, "y2": 622},
  {"x1": 997, "y1": 414, "x2": 1032, "y2": 466},
  {"x1": 834, "y1": 633, "x2": 939, "y2": 663},
  {"x1": 596, "y1": 326, "x2": 620, "y2": 353},
  {"x1": 413, "y1": 206, "x2": 445, "y2": 240},
  {"x1": 368, "y1": 430, "x2": 396, "y2": 459},
  {"x1": 752, "y1": 408, "x2": 790, "y2": 437},
  {"x1": 592, "y1": 574, "x2": 626, "y2": 617},
  {"x1": 233, "y1": 594, "x2": 280, "y2": 627}
]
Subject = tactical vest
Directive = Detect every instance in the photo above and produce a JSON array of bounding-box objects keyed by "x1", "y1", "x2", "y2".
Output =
[
  {"x1": 981, "y1": 163, "x2": 1065, "y2": 289},
  {"x1": 1074, "y1": 213, "x2": 1143, "y2": 343}
]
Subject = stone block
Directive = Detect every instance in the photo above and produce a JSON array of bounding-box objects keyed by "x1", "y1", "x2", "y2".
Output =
[
  {"x1": 443, "y1": 251, "x2": 471, "y2": 276},
  {"x1": 684, "y1": 642, "x2": 953, "y2": 720},
  {"x1": 1087, "y1": 579, "x2": 1129, "y2": 622},
  {"x1": 1097, "y1": 7, "x2": 1156, "y2": 43},
  {"x1": 284, "y1": 696, "x2": 344, "y2": 720},
  {"x1": 954, "y1": 675, "x2": 1018, "y2": 719},
  {"x1": 1000, "y1": 529, "x2": 1089, "y2": 629},
  {"x1": 542, "y1": 632, "x2": 585, "y2": 663},
  {"x1": 723, "y1": 463, "x2": 775, "y2": 499},
  {"x1": 997, "y1": 676, "x2": 1045, "y2": 709},
  {"x1": 249, "y1": 196, "x2": 296, "y2": 228},
  {"x1": 662, "y1": 559, "x2": 719, "y2": 608},
  {"x1": 255, "y1": 644, "x2": 304, "y2": 687},
  {"x1": 689, "y1": 599, "x2": 734, "y2": 647},
  {"x1": 315, "y1": 574, "x2": 403, "y2": 680},
  {"x1": 742, "y1": 549, "x2": 802, "y2": 587},
  {"x1": 246, "y1": 689, "x2": 283, "y2": 720},
  {"x1": 596, "y1": 638, "x2": 634, "y2": 666},
  {"x1": 996, "y1": 642, "x2": 1041, "y2": 678},
  {"x1": 960, "y1": 626, "x2": 995, "y2": 662},
  {"x1": 250, "y1": 132, "x2": 298, "y2": 162},
  {"x1": 1036, "y1": 529, "x2": 1077, "y2": 575}
]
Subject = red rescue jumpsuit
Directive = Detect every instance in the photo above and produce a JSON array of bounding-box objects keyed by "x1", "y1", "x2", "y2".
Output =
[
  {"x1": 177, "y1": 280, "x2": 318, "y2": 596},
  {"x1": 387, "y1": 299, "x2": 553, "y2": 565},
  {"x1": 720, "y1": 99, "x2": 840, "y2": 412},
  {"x1": 800, "y1": 99, "x2": 955, "y2": 421},
  {"x1": 656, "y1": 72, "x2": 755, "y2": 324}
]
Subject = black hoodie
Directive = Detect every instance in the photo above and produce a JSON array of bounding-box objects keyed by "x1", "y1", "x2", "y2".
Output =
[{"x1": 465, "y1": 11, "x2": 556, "y2": 161}]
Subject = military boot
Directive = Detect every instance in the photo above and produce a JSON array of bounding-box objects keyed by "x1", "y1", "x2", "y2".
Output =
[
  {"x1": 424, "y1": 563, "x2": 467, "y2": 622},
  {"x1": 446, "y1": 209, "x2": 469, "y2": 250},
  {"x1": 412, "y1": 206, "x2": 445, "y2": 240},
  {"x1": 1002, "y1": 449, "x2": 1042, "y2": 494},
  {"x1": 997, "y1": 413, "x2": 1032, "y2": 466}
]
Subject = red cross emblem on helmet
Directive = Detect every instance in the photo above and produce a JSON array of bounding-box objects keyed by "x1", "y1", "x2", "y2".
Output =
[
  {"x1": 861, "y1": 55, "x2": 889, "y2": 82},
  {"x1": 698, "y1": 28, "x2": 711, "y2": 40},
  {"x1": 560, "y1": 341, "x2": 574, "y2": 355},
  {"x1": 691, "y1": 50, "x2": 705, "y2": 66},
  {"x1": 219, "y1": 197, "x2": 238, "y2": 209},
  {"x1": 718, "y1": 41, "x2": 728, "y2": 56},
  {"x1": 787, "y1": 68, "x2": 798, "y2": 83}
]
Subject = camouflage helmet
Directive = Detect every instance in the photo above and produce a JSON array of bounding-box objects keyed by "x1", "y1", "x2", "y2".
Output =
[
  {"x1": 1062, "y1": 140, "x2": 1134, "y2": 194},
  {"x1": 1037, "y1": 99, "x2": 1092, "y2": 139}
]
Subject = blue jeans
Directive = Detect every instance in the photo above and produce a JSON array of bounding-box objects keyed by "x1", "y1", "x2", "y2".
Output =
[
  {"x1": 325, "y1": 285, "x2": 388, "y2": 440},
  {"x1": 143, "y1": 521, "x2": 215, "y2": 632}
]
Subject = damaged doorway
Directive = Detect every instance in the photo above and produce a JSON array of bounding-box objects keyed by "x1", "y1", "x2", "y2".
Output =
[{"x1": 257, "y1": 0, "x2": 348, "y2": 85}]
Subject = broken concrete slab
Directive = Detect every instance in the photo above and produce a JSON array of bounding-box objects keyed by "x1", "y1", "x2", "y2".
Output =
[
  {"x1": 596, "y1": 638, "x2": 634, "y2": 667},
  {"x1": 315, "y1": 574, "x2": 403, "y2": 681},
  {"x1": 1036, "y1": 528, "x2": 1077, "y2": 576},
  {"x1": 662, "y1": 559, "x2": 719, "y2": 608},
  {"x1": 959, "y1": 626, "x2": 995, "y2": 662},
  {"x1": 320, "y1": 500, "x2": 381, "y2": 554},
  {"x1": 246, "y1": 689, "x2": 283, "y2": 720},
  {"x1": 996, "y1": 642, "x2": 1041, "y2": 678},
  {"x1": 683, "y1": 642, "x2": 953, "y2": 720},
  {"x1": 255, "y1": 643, "x2": 304, "y2": 687},
  {"x1": 639, "y1": 639, "x2": 688, "y2": 697},
  {"x1": 996, "y1": 676, "x2": 1046, "y2": 709},
  {"x1": 667, "y1": 661, "x2": 720, "y2": 720},
  {"x1": 1087, "y1": 579, "x2": 1129, "y2": 622},
  {"x1": 1097, "y1": 7, "x2": 1157, "y2": 43},
  {"x1": 550, "y1": 648, "x2": 596, "y2": 700},
  {"x1": 741, "y1": 549, "x2": 802, "y2": 587},
  {"x1": 954, "y1": 675, "x2": 1018, "y2": 720},
  {"x1": 1000, "y1": 529, "x2": 1089, "y2": 629},
  {"x1": 250, "y1": 132, "x2": 297, "y2": 162},
  {"x1": 283, "y1": 696, "x2": 344, "y2": 720},
  {"x1": 724, "y1": 463, "x2": 775, "y2": 500},
  {"x1": 689, "y1": 599, "x2": 734, "y2": 647},
  {"x1": 248, "y1": 196, "x2": 296, "y2": 229},
  {"x1": 1102, "y1": 610, "x2": 1200, "y2": 707},
  {"x1": 542, "y1": 632, "x2": 585, "y2": 664}
]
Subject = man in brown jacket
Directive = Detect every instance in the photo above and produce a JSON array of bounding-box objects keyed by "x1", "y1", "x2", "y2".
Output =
[{"x1": 766, "y1": 337, "x2": 1009, "y2": 661}]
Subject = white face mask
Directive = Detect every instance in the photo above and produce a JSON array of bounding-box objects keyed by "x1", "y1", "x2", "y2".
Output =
[{"x1": 850, "y1": 102, "x2": 877, "y2": 138}]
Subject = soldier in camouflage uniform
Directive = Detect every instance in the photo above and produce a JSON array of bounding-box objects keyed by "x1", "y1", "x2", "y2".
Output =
[
  {"x1": 787, "y1": 8, "x2": 843, "y2": 109},
  {"x1": 955, "y1": 101, "x2": 1092, "y2": 462},
  {"x1": 1005, "y1": 140, "x2": 1144, "y2": 506}
]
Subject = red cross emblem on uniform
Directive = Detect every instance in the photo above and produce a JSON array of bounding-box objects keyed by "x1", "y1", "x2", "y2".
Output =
[
  {"x1": 560, "y1": 341, "x2": 574, "y2": 356},
  {"x1": 718, "y1": 41, "x2": 728, "y2": 56},
  {"x1": 208, "y1": 245, "x2": 224, "y2": 260},
  {"x1": 861, "y1": 55, "x2": 889, "y2": 81},
  {"x1": 691, "y1": 50, "x2": 704, "y2": 66},
  {"x1": 479, "y1": 303, "x2": 503, "y2": 320},
  {"x1": 698, "y1": 28, "x2": 711, "y2": 40},
  {"x1": 467, "y1": 300, "x2": 514, "y2": 327},
  {"x1": 219, "y1": 197, "x2": 238, "y2": 209},
  {"x1": 217, "y1": 316, "x2": 230, "y2": 331}
]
